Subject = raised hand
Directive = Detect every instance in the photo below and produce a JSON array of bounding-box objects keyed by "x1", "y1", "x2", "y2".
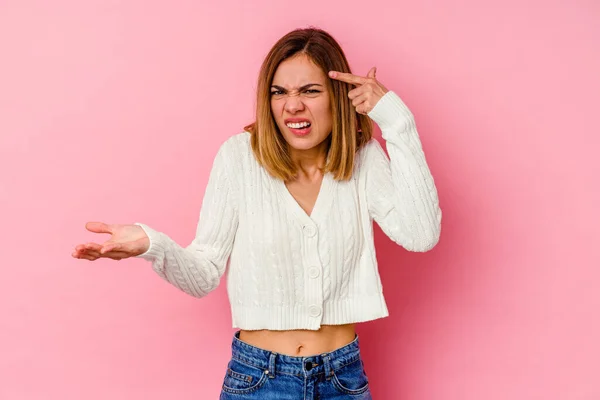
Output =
[
  {"x1": 328, "y1": 67, "x2": 389, "y2": 115},
  {"x1": 72, "y1": 222, "x2": 150, "y2": 261}
]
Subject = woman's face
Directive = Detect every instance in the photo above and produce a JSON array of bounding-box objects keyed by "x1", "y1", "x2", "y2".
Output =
[{"x1": 270, "y1": 54, "x2": 333, "y2": 153}]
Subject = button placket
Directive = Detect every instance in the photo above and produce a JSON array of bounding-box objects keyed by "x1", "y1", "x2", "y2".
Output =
[{"x1": 302, "y1": 223, "x2": 324, "y2": 323}]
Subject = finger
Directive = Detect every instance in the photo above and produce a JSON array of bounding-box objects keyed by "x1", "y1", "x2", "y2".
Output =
[
  {"x1": 84, "y1": 249, "x2": 102, "y2": 258},
  {"x1": 74, "y1": 248, "x2": 129, "y2": 260},
  {"x1": 84, "y1": 242, "x2": 103, "y2": 251},
  {"x1": 105, "y1": 251, "x2": 129, "y2": 260},
  {"x1": 98, "y1": 249, "x2": 129, "y2": 260},
  {"x1": 85, "y1": 221, "x2": 113, "y2": 235},
  {"x1": 348, "y1": 85, "x2": 370, "y2": 100},
  {"x1": 367, "y1": 67, "x2": 376, "y2": 79},
  {"x1": 101, "y1": 243, "x2": 118, "y2": 254},
  {"x1": 73, "y1": 245, "x2": 100, "y2": 257},
  {"x1": 73, "y1": 245, "x2": 92, "y2": 256},
  {"x1": 351, "y1": 92, "x2": 370, "y2": 108},
  {"x1": 79, "y1": 253, "x2": 98, "y2": 261},
  {"x1": 356, "y1": 103, "x2": 370, "y2": 115},
  {"x1": 328, "y1": 71, "x2": 367, "y2": 86},
  {"x1": 101, "y1": 242, "x2": 129, "y2": 254},
  {"x1": 73, "y1": 243, "x2": 101, "y2": 256}
]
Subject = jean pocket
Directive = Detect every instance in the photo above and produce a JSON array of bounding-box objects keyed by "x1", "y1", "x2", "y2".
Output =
[
  {"x1": 332, "y1": 358, "x2": 370, "y2": 395},
  {"x1": 221, "y1": 358, "x2": 269, "y2": 395}
]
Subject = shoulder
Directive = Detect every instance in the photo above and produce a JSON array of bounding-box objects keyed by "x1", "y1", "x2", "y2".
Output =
[
  {"x1": 218, "y1": 131, "x2": 251, "y2": 155},
  {"x1": 214, "y1": 131, "x2": 252, "y2": 163}
]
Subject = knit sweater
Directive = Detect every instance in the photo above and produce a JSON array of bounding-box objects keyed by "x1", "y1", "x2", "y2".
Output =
[{"x1": 134, "y1": 90, "x2": 442, "y2": 331}]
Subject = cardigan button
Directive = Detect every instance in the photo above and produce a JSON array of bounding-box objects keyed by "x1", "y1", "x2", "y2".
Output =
[
  {"x1": 309, "y1": 305, "x2": 322, "y2": 317},
  {"x1": 303, "y1": 225, "x2": 317, "y2": 237},
  {"x1": 308, "y1": 267, "x2": 320, "y2": 278}
]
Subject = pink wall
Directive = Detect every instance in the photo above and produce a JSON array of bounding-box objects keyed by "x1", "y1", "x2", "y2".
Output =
[{"x1": 1, "y1": 0, "x2": 599, "y2": 399}]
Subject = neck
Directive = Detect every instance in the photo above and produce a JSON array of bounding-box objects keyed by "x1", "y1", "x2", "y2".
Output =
[{"x1": 289, "y1": 140, "x2": 329, "y2": 179}]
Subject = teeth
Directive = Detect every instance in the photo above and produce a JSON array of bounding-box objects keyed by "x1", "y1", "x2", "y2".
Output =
[{"x1": 286, "y1": 121, "x2": 311, "y2": 129}]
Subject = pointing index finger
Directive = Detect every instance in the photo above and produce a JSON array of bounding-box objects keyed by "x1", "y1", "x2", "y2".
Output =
[{"x1": 328, "y1": 71, "x2": 367, "y2": 86}]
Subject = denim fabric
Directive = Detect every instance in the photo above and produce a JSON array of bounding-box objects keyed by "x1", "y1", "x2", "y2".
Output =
[{"x1": 219, "y1": 331, "x2": 372, "y2": 399}]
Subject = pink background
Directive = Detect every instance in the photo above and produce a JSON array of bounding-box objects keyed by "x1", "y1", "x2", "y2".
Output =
[{"x1": 1, "y1": 0, "x2": 599, "y2": 399}]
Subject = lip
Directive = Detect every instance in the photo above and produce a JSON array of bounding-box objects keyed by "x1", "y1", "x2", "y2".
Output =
[
  {"x1": 284, "y1": 118, "x2": 312, "y2": 137},
  {"x1": 284, "y1": 118, "x2": 312, "y2": 124}
]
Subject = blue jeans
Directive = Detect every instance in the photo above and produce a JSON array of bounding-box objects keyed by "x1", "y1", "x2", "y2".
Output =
[{"x1": 219, "y1": 331, "x2": 372, "y2": 399}]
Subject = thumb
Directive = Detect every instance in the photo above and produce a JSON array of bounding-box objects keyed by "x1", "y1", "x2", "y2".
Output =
[
  {"x1": 367, "y1": 67, "x2": 377, "y2": 79},
  {"x1": 85, "y1": 221, "x2": 113, "y2": 235}
]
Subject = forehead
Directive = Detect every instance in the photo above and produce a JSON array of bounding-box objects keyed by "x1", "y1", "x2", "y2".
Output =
[{"x1": 272, "y1": 54, "x2": 326, "y2": 87}]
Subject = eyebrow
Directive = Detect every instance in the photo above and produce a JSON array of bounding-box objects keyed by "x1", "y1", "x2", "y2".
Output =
[{"x1": 270, "y1": 83, "x2": 324, "y2": 91}]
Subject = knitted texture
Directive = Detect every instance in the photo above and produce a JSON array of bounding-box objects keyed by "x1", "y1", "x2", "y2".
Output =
[{"x1": 135, "y1": 91, "x2": 442, "y2": 331}]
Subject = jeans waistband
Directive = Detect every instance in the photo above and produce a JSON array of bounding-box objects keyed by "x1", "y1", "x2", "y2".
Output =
[{"x1": 230, "y1": 331, "x2": 362, "y2": 378}]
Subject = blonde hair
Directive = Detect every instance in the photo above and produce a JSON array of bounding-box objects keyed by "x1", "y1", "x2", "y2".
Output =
[{"x1": 243, "y1": 27, "x2": 373, "y2": 181}]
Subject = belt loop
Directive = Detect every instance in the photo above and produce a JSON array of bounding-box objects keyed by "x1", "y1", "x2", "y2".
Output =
[
  {"x1": 323, "y1": 354, "x2": 333, "y2": 381},
  {"x1": 267, "y1": 352, "x2": 277, "y2": 379}
]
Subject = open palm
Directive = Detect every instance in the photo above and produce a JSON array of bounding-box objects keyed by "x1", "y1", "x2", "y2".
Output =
[{"x1": 72, "y1": 222, "x2": 150, "y2": 261}]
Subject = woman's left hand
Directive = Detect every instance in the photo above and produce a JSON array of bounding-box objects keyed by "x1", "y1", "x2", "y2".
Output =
[{"x1": 328, "y1": 67, "x2": 389, "y2": 115}]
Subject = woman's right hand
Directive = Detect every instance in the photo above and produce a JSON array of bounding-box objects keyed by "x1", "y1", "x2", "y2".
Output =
[{"x1": 72, "y1": 222, "x2": 150, "y2": 261}]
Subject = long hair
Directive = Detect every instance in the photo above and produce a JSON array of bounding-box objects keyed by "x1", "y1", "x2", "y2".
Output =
[{"x1": 243, "y1": 27, "x2": 373, "y2": 181}]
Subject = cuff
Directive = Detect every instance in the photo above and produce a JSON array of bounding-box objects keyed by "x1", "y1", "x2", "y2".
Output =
[
  {"x1": 367, "y1": 90, "x2": 415, "y2": 134},
  {"x1": 134, "y1": 223, "x2": 167, "y2": 261}
]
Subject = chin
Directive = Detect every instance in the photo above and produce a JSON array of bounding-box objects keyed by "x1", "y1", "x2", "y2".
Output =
[
  {"x1": 285, "y1": 136, "x2": 321, "y2": 151},
  {"x1": 281, "y1": 130, "x2": 330, "y2": 152}
]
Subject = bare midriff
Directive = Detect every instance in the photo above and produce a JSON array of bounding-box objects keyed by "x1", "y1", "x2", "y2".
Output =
[{"x1": 238, "y1": 323, "x2": 356, "y2": 356}]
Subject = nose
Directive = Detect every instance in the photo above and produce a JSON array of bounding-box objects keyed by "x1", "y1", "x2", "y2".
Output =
[{"x1": 284, "y1": 95, "x2": 305, "y2": 114}]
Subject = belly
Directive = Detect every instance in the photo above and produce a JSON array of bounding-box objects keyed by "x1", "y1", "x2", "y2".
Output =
[{"x1": 238, "y1": 323, "x2": 356, "y2": 356}]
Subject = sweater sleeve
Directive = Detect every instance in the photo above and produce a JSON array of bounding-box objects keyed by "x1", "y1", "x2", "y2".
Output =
[
  {"x1": 364, "y1": 90, "x2": 442, "y2": 252},
  {"x1": 133, "y1": 139, "x2": 239, "y2": 297}
]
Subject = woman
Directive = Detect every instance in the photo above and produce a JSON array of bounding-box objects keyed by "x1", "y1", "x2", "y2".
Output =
[{"x1": 72, "y1": 27, "x2": 442, "y2": 399}]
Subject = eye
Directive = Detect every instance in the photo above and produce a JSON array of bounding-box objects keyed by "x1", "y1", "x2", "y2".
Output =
[
  {"x1": 304, "y1": 89, "x2": 321, "y2": 94},
  {"x1": 270, "y1": 90, "x2": 284, "y2": 96}
]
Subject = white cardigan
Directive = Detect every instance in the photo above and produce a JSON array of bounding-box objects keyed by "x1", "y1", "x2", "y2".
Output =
[{"x1": 135, "y1": 90, "x2": 442, "y2": 331}]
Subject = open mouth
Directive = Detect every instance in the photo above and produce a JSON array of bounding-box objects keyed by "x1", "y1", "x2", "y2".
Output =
[
  {"x1": 286, "y1": 121, "x2": 311, "y2": 129},
  {"x1": 285, "y1": 120, "x2": 312, "y2": 136}
]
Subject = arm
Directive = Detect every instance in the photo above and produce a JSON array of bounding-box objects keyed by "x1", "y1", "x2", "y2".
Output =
[
  {"x1": 365, "y1": 90, "x2": 442, "y2": 251},
  {"x1": 134, "y1": 140, "x2": 239, "y2": 297}
]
